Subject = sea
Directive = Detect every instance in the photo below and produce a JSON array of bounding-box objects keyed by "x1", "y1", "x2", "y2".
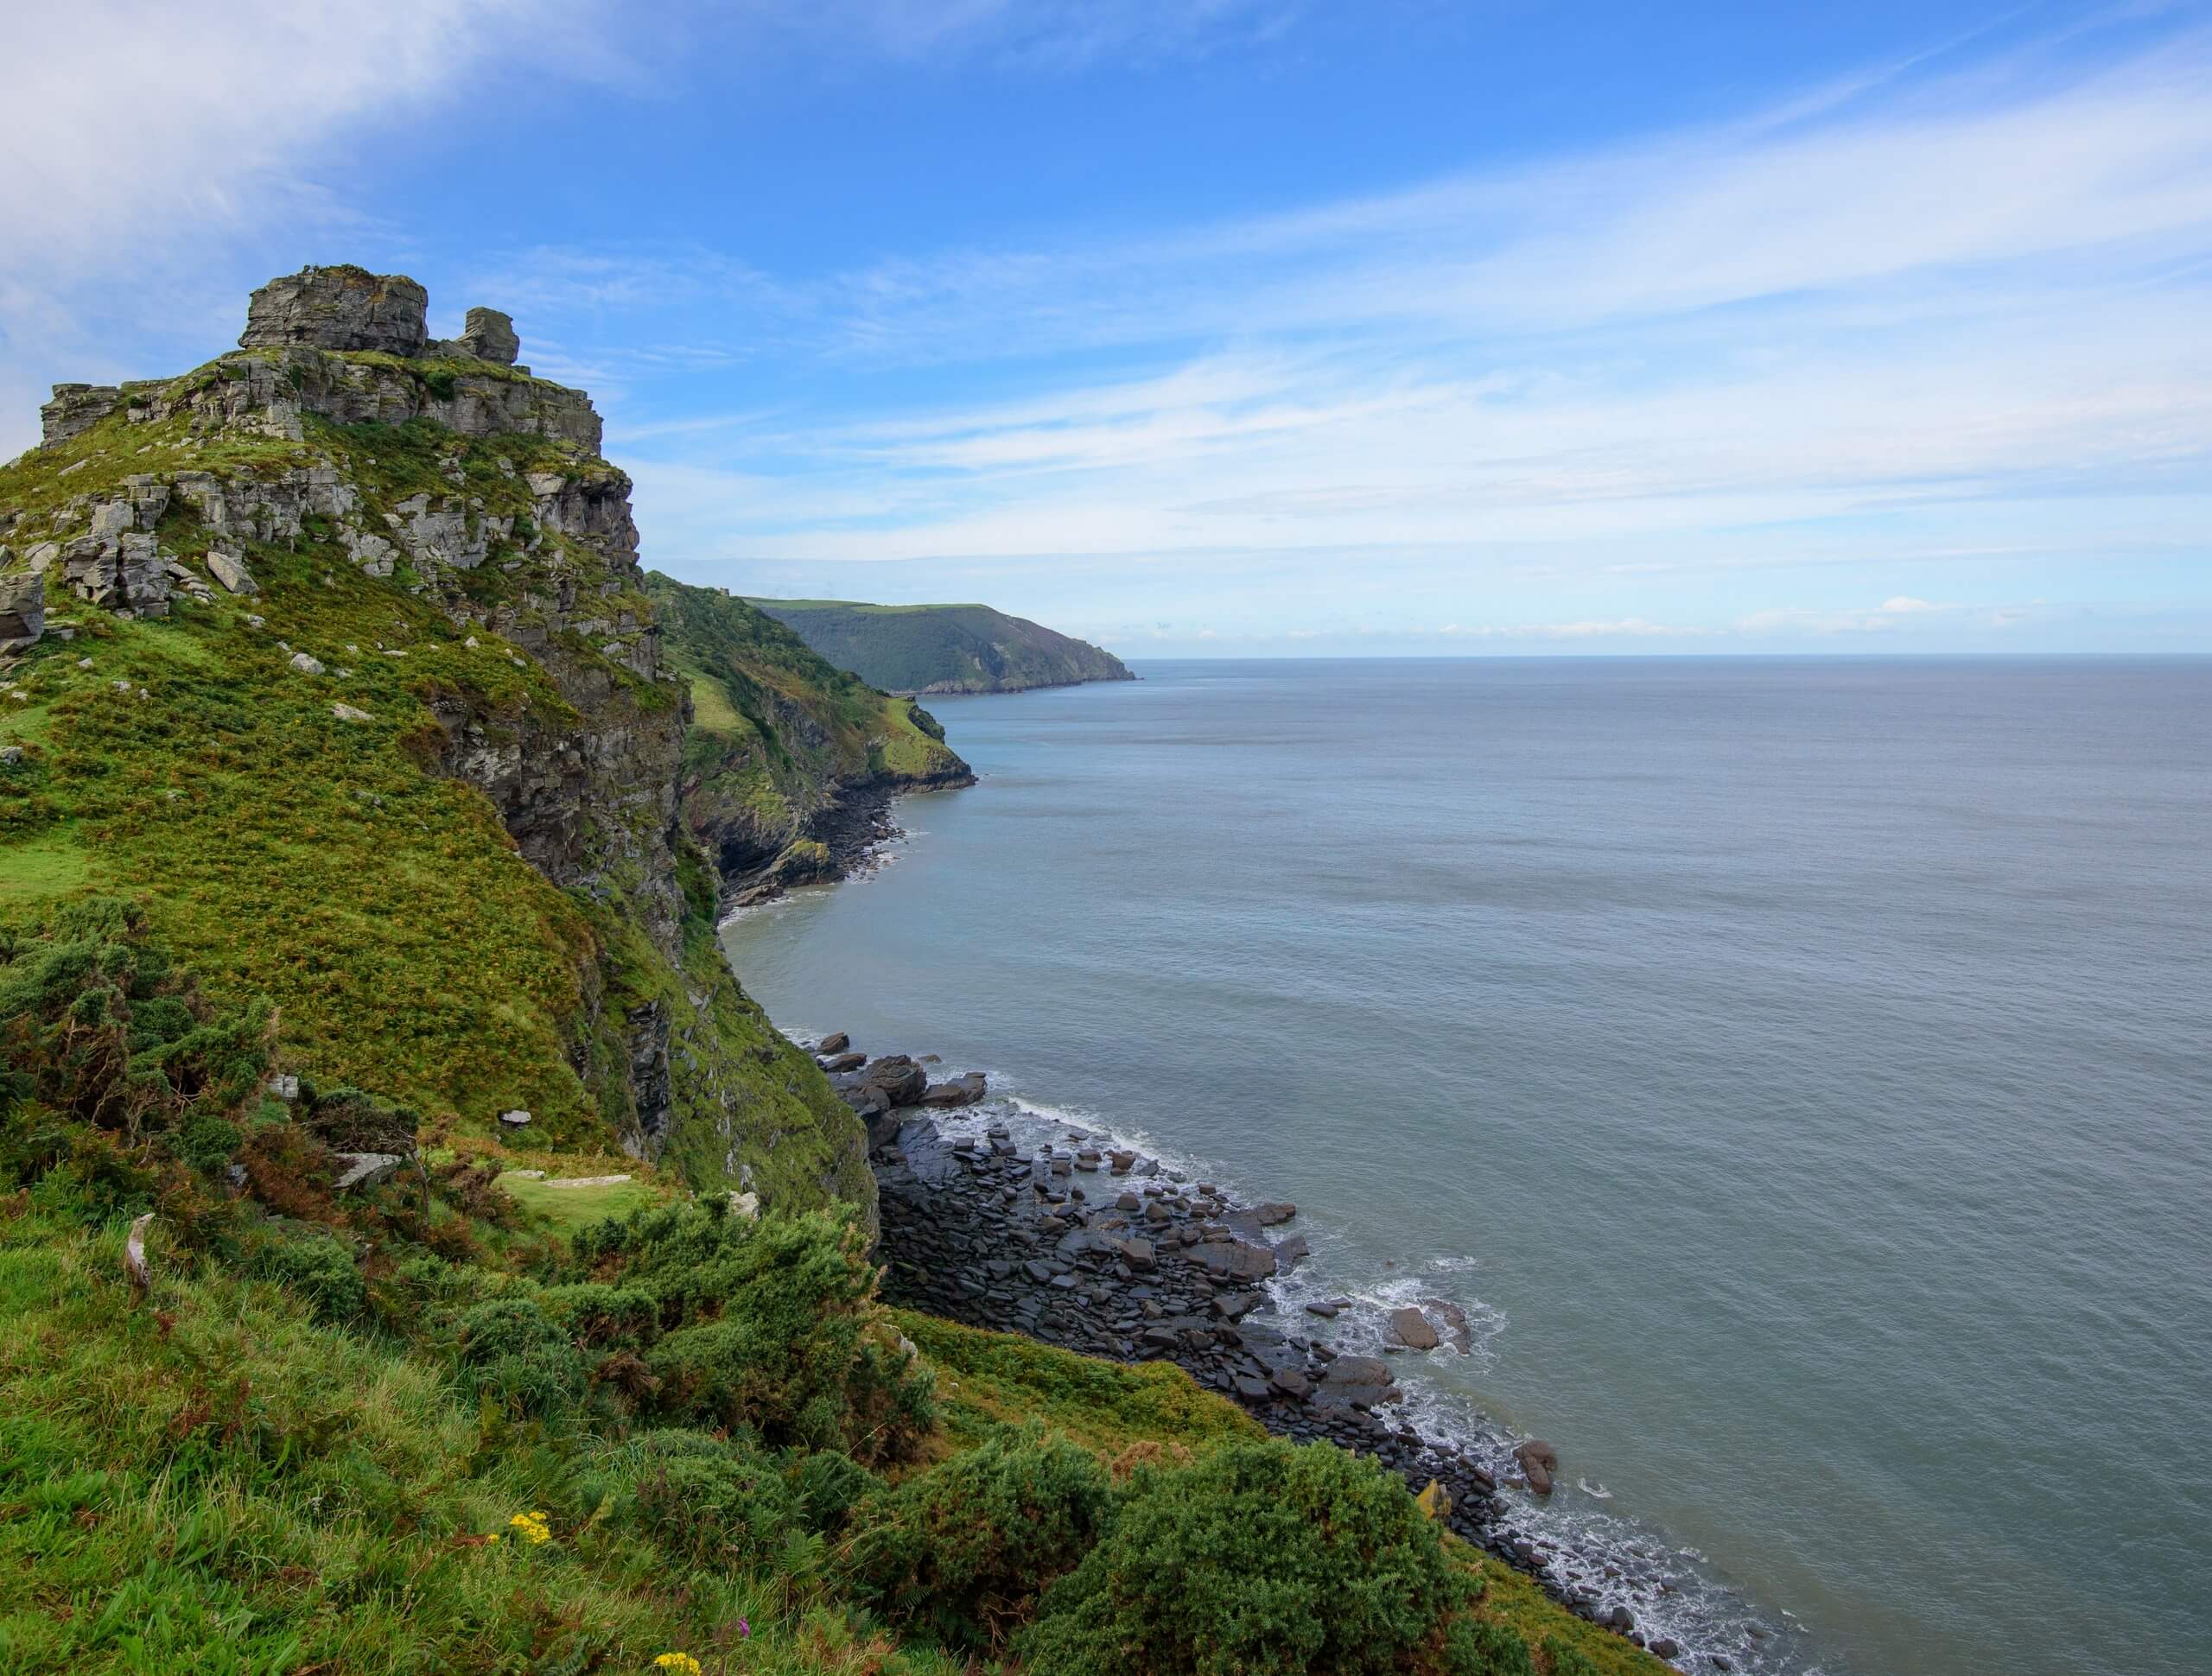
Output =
[{"x1": 719, "y1": 657, "x2": 2212, "y2": 1676}]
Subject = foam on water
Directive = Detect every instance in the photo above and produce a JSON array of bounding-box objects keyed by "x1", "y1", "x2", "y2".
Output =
[
  {"x1": 729, "y1": 658, "x2": 2212, "y2": 1676},
  {"x1": 855, "y1": 1056, "x2": 1813, "y2": 1675}
]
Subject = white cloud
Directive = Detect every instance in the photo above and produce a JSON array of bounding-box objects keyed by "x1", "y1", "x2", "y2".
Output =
[
  {"x1": 0, "y1": 0, "x2": 623, "y2": 455},
  {"x1": 1461, "y1": 619, "x2": 1694, "y2": 639},
  {"x1": 0, "y1": 2, "x2": 621, "y2": 272}
]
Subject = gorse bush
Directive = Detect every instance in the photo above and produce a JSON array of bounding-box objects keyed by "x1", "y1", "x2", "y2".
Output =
[
  {"x1": 568, "y1": 1201, "x2": 937, "y2": 1463},
  {"x1": 1019, "y1": 1437, "x2": 1474, "y2": 1676},
  {"x1": 0, "y1": 898, "x2": 269, "y2": 1146},
  {"x1": 625, "y1": 1432, "x2": 801, "y2": 1569},
  {"x1": 846, "y1": 1427, "x2": 1113, "y2": 1653},
  {"x1": 454, "y1": 1296, "x2": 589, "y2": 1418},
  {"x1": 251, "y1": 1227, "x2": 367, "y2": 1324}
]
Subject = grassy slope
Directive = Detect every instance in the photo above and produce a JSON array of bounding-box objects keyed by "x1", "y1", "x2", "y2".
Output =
[
  {"x1": 3, "y1": 352, "x2": 1660, "y2": 1676},
  {"x1": 645, "y1": 574, "x2": 969, "y2": 873},
  {"x1": 0, "y1": 378, "x2": 863, "y2": 1210},
  {"x1": 0, "y1": 1193, "x2": 963, "y2": 1676},
  {"x1": 0, "y1": 1190, "x2": 1660, "y2": 1676},
  {"x1": 746, "y1": 598, "x2": 1131, "y2": 695}
]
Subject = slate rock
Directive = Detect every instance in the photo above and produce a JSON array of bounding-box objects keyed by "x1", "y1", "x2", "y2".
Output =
[
  {"x1": 0, "y1": 572, "x2": 43, "y2": 652},
  {"x1": 332, "y1": 1152, "x2": 403, "y2": 1190},
  {"x1": 206, "y1": 549, "x2": 258, "y2": 594},
  {"x1": 240, "y1": 264, "x2": 429, "y2": 355},
  {"x1": 1389, "y1": 1306, "x2": 1441, "y2": 1351}
]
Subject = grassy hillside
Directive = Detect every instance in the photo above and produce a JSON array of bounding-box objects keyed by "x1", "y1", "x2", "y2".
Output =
[
  {"x1": 0, "y1": 916, "x2": 1662, "y2": 1675},
  {"x1": 0, "y1": 352, "x2": 866, "y2": 1213},
  {"x1": 646, "y1": 575, "x2": 970, "y2": 886},
  {"x1": 748, "y1": 599, "x2": 1133, "y2": 695}
]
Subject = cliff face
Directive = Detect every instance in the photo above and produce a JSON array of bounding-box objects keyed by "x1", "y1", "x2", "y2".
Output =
[
  {"x1": 0, "y1": 264, "x2": 871, "y2": 1217},
  {"x1": 748, "y1": 598, "x2": 1135, "y2": 695},
  {"x1": 648, "y1": 574, "x2": 973, "y2": 899}
]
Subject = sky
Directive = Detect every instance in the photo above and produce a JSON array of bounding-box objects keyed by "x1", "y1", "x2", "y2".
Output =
[{"x1": 3, "y1": 1, "x2": 2209, "y2": 657}]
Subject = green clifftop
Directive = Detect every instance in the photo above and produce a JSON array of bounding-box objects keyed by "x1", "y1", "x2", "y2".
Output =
[
  {"x1": 647, "y1": 574, "x2": 972, "y2": 899},
  {"x1": 749, "y1": 597, "x2": 1135, "y2": 695},
  {"x1": 0, "y1": 264, "x2": 868, "y2": 1214}
]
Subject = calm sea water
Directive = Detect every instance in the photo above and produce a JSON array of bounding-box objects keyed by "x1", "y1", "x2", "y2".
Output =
[{"x1": 721, "y1": 657, "x2": 2212, "y2": 1676}]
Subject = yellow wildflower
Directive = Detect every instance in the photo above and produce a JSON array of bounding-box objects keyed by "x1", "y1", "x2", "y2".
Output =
[
  {"x1": 652, "y1": 1656, "x2": 702, "y2": 1676},
  {"x1": 508, "y1": 1510, "x2": 553, "y2": 1546}
]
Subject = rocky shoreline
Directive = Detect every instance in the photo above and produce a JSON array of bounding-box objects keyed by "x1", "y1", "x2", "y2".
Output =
[
  {"x1": 723, "y1": 771, "x2": 968, "y2": 911},
  {"x1": 814, "y1": 1038, "x2": 1717, "y2": 1670}
]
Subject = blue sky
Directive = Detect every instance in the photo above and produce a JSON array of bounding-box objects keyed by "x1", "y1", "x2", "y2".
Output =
[{"x1": 4, "y1": 1, "x2": 2209, "y2": 655}]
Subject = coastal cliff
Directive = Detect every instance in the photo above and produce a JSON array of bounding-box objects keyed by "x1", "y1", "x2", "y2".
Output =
[
  {"x1": 0, "y1": 265, "x2": 1668, "y2": 1676},
  {"x1": 646, "y1": 573, "x2": 973, "y2": 901},
  {"x1": 0, "y1": 264, "x2": 868, "y2": 1212},
  {"x1": 749, "y1": 597, "x2": 1135, "y2": 695}
]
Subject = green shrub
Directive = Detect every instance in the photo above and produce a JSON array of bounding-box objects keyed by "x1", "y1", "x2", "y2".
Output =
[
  {"x1": 790, "y1": 1447, "x2": 873, "y2": 1535},
  {"x1": 846, "y1": 1427, "x2": 1111, "y2": 1652},
  {"x1": 626, "y1": 1433, "x2": 798, "y2": 1569},
  {"x1": 569, "y1": 1202, "x2": 936, "y2": 1463},
  {"x1": 0, "y1": 899, "x2": 269, "y2": 1139},
  {"x1": 453, "y1": 1296, "x2": 585, "y2": 1417},
  {"x1": 1019, "y1": 1437, "x2": 1474, "y2": 1676},
  {"x1": 251, "y1": 1229, "x2": 366, "y2": 1324},
  {"x1": 170, "y1": 1114, "x2": 242, "y2": 1175},
  {"x1": 301, "y1": 1084, "x2": 418, "y2": 1154},
  {"x1": 1450, "y1": 1620, "x2": 1537, "y2": 1676},
  {"x1": 541, "y1": 1281, "x2": 658, "y2": 1347}
]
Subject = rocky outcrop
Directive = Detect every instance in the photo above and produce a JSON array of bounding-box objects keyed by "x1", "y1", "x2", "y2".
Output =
[
  {"x1": 239, "y1": 264, "x2": 430, "y2": 355},
  {"x1": 40, "y1": 267, "x2": 593, "y2": 454},
  {"x1": 0, "y1": 570, "x2": 44, "y2": 652},
  {"x1": 39, "y1": 384, "x2": 123, "y2": 448},
  {"x1": 454, "y1": 307, "x2": 520, "y2": 365},
  {"x1": 4, "y1": 266, "x2": 874, "y2": 1214}
]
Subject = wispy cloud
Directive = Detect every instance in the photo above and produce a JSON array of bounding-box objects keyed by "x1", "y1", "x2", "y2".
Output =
[
  {"x1": 0, "y1": 0, "x2": 628, "y2": 455},
  {"x1": 598, "y1": 21, "x2": 2212, "y2": 650}
]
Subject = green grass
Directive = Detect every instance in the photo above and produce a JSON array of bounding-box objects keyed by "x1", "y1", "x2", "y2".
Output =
[
  {"x1": 894, "y1": 1308, "x2": 1265, "y2": 1458},
  {"x1": 0, "y1": 1196, "x2": 964, "y2": 1676},
  {"x1": 0, "y1": 829, "x2": 89, "y2": 901},
  {"x1": 496, "y1": 1170, "x2": 664, "y2": 1230},
  {"x1": 684, "y1": 672, "x2": 746, "y2": 735}
]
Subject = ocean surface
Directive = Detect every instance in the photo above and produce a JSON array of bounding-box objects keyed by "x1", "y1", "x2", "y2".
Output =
[{"x1": 720, "y1": 657, "x2": 2212, "y2": 1676}]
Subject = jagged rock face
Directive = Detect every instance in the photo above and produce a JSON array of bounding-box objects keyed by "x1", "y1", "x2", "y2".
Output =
[
  {"x1": 41, "y1": 384, "x2": 123, "y2": 447},
  {"x1": 458, "y1": 307, "x2": 519, "y2": 365},
  {"x1": 38, "y1": 476, "x2": 178, "y2": 618},
  {"x1": 239, "y1": 264, "x2": 429, "y2": 356},
  {"x1": 102, "y1": 350, "x2": 601, "y2": 455},
  {"x1": 0, "y1": 569, "x2": 43, "y2": 651}
]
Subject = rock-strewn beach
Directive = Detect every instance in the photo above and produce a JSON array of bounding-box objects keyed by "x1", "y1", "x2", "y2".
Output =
[{"x1": 823, "y1": 1042, "x2": 1701, "y2": 1667}]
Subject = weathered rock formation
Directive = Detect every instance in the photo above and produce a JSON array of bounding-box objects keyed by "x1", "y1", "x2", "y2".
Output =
[
  {"x1": 0, "y1": 568, "x2": 47, "y2": 651},
  {"x1": 239, "y1": 264, "x2": 430, "y2": 355},
  {"x1": 2, "y1": 266, "x2": 874, "y2": 1215}
]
